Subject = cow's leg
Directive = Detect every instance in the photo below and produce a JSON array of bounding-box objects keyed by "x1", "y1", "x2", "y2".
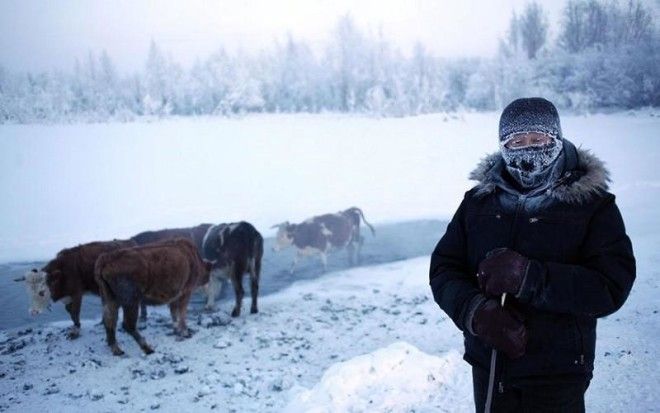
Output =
[
  {"x1": 203, "y1": 273, "x2": 220, "y2": 312},
  {"x1": 347, "y1": 242, "x2": 356, "y2": 266},
  {"x1": 64, "y1": 294, "x2": 83, "y2": 340},
  {"x1": 122, "y1": 302, "x2": 154, "y2": 355},
  {"x1": 290, "y1": 251, "x2": 301, "y2": 274},
  {"x1": 249, "y1": 257, "x2": 260, "y2": 314},
  {"x1": 174, "y1": 292, "x2": 193, "y2": 338},
  {"x1": 320, "y1": 251, "x2": 328, "y2": 272},
  {"x1": 230, "y1": 263, "x2": 245, "y2": 318},
  {"x1": 138, "y1": 301, "x2": 148, "y2": 329},
  {"x1": 355, "y1": 226, "x2": 363, "y2": 264},
  {"x1": 169, "y1": 302, "x2": 178, "y2": 325},
  {"x1": 357, "y1": 234, "x2": 365, "y2": 264},
  {"x1": 102, "y1": 297, "x2": 123, "y2": 356}
]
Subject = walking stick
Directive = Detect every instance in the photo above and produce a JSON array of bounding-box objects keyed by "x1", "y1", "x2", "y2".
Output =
[{"x1": 484, "y1": 293, "x2": 507, "y2": 413}]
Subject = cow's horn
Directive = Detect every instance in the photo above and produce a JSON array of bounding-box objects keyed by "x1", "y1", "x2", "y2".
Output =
[{"x1": 13, "y1": 276, "x2": 26, "y2": 282}]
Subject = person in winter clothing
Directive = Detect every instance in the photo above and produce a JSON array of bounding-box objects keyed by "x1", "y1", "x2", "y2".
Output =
[{"x1": 429, "y1": 97, "x2": 636, "y2": 412}]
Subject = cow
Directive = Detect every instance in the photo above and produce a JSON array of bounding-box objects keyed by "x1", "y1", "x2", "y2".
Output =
[
  {"x1": 200, "y1": 221, "x2": 263, "y2": 317},
  {"x1": 131, "y1": 222, "x2": 262, "y2": 316},
  {"x1": 94, "y1": 238, "x2": 213, "y2": 356},
  {"x1": 14, "y1": 239, "x2": 140, "y2": 339},
  {"x1": 130, "y1": 224, "x2": 211, "y2": 251},
  {"x1": 272, "y1": 207, "x2": 375, "y2": 273}
]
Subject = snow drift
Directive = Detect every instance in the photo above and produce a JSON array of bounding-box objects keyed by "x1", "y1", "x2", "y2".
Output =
[{"x1": 285, "y1": 342, "x2": 464, "y2": 413}]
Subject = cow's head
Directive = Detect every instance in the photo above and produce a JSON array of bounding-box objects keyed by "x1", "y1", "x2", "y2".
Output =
[
  {"x1": 271, "y1": 221, "x2": 293, "y2": 252},
  {"x1": 209, "y1": 224, "x2": 232, "y2": 268},
  {"x1": 41, "y1": 260, "x2": 67, "y2": 301},
  {"x1": 199, "y1": 259, "x2": 215, "y2": 286},
  {"x1": 20, "y1": 269, "x2": 52, "y2": 315}
]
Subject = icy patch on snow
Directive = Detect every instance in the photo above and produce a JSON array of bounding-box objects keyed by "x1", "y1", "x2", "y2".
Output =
[{"x1": 285, "y1": 342, "x2": 464, "y2": 413}]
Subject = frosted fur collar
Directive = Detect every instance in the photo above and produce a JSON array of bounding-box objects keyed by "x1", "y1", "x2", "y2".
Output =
[{"x1": 469, "y1": 140, "x2": 610, "y2": 204}]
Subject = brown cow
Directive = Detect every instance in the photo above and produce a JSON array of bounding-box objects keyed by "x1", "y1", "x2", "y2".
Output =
[
  {"x1": 272, "y1": 207, "x2": 375, "y2": 273},
  {"x1": 16, "y1": 239, "x2": 140, "y2": 339},
  {"x1": 132, "y1": 222, "x2": 263, "y2": 317},
  {"x1": 94, "y1": 238, "x2": 212, "y2": 356}
]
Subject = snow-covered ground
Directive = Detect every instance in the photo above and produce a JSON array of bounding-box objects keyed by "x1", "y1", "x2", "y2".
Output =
[
  {"x1": 1, "y1": 111, "x2": 659, "y2": 412},
  {"x1": 0, "y1": 247, "x2": 657, "y2": 412},
  {"x1": 0, "y1": 258, "x2": 472, "y2": 412}
]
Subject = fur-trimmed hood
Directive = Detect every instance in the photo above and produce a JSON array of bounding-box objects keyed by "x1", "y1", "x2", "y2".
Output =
[{"x1": 469, "y1": 139, "x2": 610, "y2": 204}]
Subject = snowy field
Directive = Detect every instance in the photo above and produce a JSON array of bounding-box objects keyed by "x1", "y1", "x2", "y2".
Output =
[
  {"x1": 0, "y1": 111, "x2": 659, "y2": 412},
  {"x1": 0, "y1": 111, "x2": 658, "y2": 262}
]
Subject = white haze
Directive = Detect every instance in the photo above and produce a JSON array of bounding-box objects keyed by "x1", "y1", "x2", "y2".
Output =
[{"x1": 0, "y1": 0, "x2": 565, "y2": 73}]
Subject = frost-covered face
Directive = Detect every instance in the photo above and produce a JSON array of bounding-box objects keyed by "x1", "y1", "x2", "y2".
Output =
[
  {"x1": 25, "y1": 269, "x2": 52, "y2": 315},
  {"x1": 500, "y1": 132, "x2": 563, "y2": 189}
]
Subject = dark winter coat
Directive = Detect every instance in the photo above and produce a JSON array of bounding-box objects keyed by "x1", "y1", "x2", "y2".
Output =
[{"x1": 429, "y1": 139, "x2": 636, "y2": 381}]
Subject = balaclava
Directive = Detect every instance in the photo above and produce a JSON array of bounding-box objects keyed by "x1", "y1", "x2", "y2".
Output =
[{"x1": 499, "y1": 97, "x2": 564, "y2": 190}]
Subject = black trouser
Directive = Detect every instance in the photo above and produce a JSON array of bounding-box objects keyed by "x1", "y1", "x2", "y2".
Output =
[{"x1": 472, "y1": 367, "x2": 590, "y2": 413}]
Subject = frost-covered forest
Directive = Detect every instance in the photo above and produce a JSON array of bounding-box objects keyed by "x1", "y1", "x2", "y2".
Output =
[{"x1": 0, "y1": 0, "x2": 657, "y2": 123}]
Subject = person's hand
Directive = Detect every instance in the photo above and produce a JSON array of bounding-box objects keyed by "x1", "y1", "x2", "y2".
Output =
[
  {"x1": 478, "y1": 248, "x2": 529, "y2": 296},
  {"x1": 472, "y1": 299, "x2": 527, "y2": 359}
]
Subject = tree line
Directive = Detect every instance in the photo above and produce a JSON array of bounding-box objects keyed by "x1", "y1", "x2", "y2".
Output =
[{"x1": 0, "y1": 0, "x2": 657, "y2": 123}]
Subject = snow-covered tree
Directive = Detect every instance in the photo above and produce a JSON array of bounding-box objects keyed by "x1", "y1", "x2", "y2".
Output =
[
  {"x1": 519, "y1": 2, "x2": 548, "y2": 59},
  {"x1": 0, "y1": 6, "x2": 657, "y2": 123}
]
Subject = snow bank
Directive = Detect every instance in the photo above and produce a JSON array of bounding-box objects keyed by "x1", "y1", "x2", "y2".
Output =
[{"x1": 285, "y1": 342, "x2": 463, "y2": 413}]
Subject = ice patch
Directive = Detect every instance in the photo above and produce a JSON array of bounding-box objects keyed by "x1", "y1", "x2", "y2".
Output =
[{"x1": 285, "y1": 342, "x2": 463, "y2": 413}]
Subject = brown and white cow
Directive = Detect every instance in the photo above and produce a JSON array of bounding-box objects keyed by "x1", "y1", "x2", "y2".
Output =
[
  {"x1": 200, "y1": 221, "x2": 263, "y2": 316},
  {"x1": 272, "y1": 207, "x2": 375, "y2": 273},
  {"x1": 15, "y1": 239, "x2": 139, "y2": 339},
  {"x1": 94, "y1": 238, "x2": 212, "y2": 356}
]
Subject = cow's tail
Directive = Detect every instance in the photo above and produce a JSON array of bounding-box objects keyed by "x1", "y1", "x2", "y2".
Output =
[
  {"x1": 253, "y1": 232, "x2": 264, "y2": 278},
  {"x1": 94, "y1": 254, "x2": 116, "y2": 302},
  {"x1": 348, "y1": 207, "x2": 375, "y2": 236}
]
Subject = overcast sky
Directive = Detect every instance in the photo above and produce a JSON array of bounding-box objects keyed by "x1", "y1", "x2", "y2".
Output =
[{"x1": 1, "y1": 0, "x2": 569, "y2": 73}]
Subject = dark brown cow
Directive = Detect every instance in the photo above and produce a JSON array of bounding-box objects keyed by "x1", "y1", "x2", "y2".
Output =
[
  {"x1": 131, "y1": 224, "x2": 212, "y2": 251},
  {"x1": 17, "y1": 239, "x2": 139, "y2": 339},
  {"x1": 272, "y1": 207, "x2": 375, "y2": 273},
  {"x1": 200, "y1": 221, "x2": 263, "y2": 316},
  {"x1": 95, "y1": 238, "x2": 212, "y2": 356}
]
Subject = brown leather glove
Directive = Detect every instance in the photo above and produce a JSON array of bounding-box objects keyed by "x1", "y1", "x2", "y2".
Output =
[
  {"x1": 478, "y1": 248, "x2": 530, "y2": 297},
  {"x1": 472, "y1": 298, "x2": 527, "y2": 359}
]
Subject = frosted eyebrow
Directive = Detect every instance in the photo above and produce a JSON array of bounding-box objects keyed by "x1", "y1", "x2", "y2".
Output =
[{"x1": 500, "y1": 132, "x2": 556, "y2": 148}]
